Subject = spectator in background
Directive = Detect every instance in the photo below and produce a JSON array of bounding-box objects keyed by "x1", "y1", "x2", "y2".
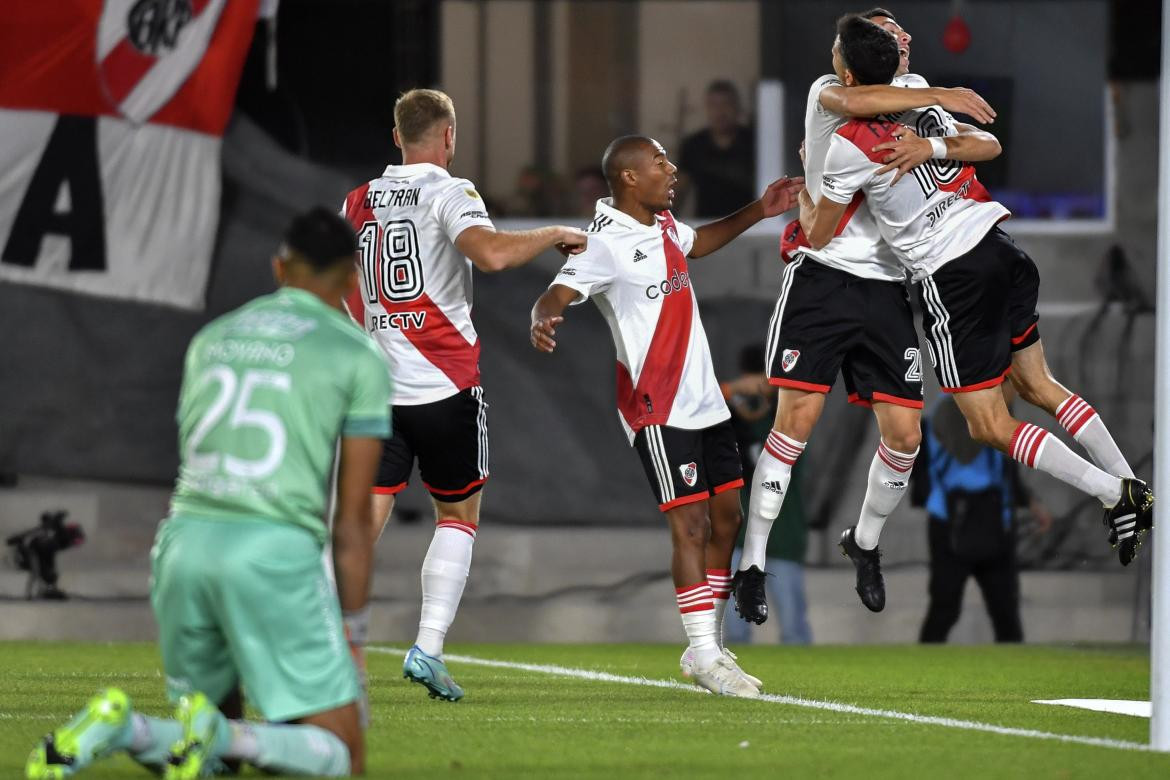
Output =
[
  {"x1": 679, "y1": 80, "x2": 757, "y2": 217},
  {"x1": 722, "y1": 345, "x2": 812, "y2": 645},
  {"x1": 506, "y1": 164, "x2": 564, "y2": 217},
  {"x1": 911, "y1": 386, "x2": 1053, "y2": 643},
  {"x1": 573, "y1": 166, "x2": 609, "y2": 217}
]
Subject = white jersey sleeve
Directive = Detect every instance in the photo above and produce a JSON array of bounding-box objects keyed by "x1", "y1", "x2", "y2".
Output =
[
  {"x1": 820, "y1": 135, "x2": 877, "y2": 205},
  {"x1": 673, "y1": 219, "x2": 697, "y2": 256},
  {"x1": 434, "y1": 179, "x2": 495, "y2": 243},
  {"x1": 551, "y1": 239, "x2": 617, "y2": 304}
]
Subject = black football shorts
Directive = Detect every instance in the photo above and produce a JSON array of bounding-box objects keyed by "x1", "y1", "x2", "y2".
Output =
[
  {"x1": 375, "y1": 386, "x2": 489, "y2": 502},
  {"x1": 917, "y1": 227, "x2": 1041, "y2": 392},
  {"x1": 632, "y1": 420, "x2": 744, "y2": 512},
  {"x1": 765, "y1": 255, "x2": 924, "y2": 408}
]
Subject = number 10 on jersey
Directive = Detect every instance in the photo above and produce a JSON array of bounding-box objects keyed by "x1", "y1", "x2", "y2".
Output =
[{"x1": 357, "y1": 219, "x2": 425, "y2": 303}]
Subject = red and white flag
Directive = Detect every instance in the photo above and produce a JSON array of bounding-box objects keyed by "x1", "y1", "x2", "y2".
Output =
[{"x1": 0, "y1": 0, "x2": 260, "y2": 309}]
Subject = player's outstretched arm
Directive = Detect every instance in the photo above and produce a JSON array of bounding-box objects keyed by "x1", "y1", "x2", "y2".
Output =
[
  {"x1": 799, "y1": 189, "x2": 850, "y2": 251},
  {"x1": 820, "y1": 84, "x2": 996, "y2": 124},
  {"x1": 530, "y1": 284, "x2": 580, "y2": 353},
  {"x1": 872, "y1": 124, "x2": 1002, "y2": 184},
  {"x1": 689, "y1": 176, "x2": 805, "y2": 258},
  {"x1": 457, "y1": 225, "x2": 587, "y2": 273}
]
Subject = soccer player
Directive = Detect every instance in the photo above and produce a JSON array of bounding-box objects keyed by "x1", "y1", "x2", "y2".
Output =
[
  {"x1": 530, "y1": 135, "x2": 803, "y2": 697},
  {"x1": 339, "y1": 88, "x2": 587, "y2": 701},
  {"x1": 801, "y1": 16, "x2": 1154, "y2": 566},
  {"x1": 735, "y1": 7, "x2": 1000, "y2": 621},
  {"x1": 27, "y1": 209, "x2": 391, "y2": 778}
]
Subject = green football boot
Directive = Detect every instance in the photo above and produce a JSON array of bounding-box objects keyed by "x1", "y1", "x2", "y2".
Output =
[
  {"x1": 403, "y1": 645, "x2": 464, "y2": 701},
  {"x1": 164, "y1": 692, "x2": 230, "y2": 780},
  {"x1": 26, "y1": 688, "x2": 132, "y2": 778}
]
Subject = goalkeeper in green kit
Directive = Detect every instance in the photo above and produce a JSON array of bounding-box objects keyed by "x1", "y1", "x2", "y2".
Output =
[{"x1": 27, "y1": 208, "x2": 391, "y2": 778}]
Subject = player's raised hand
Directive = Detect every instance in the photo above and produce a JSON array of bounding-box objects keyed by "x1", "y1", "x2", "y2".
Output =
[
  {"x1": 530, "y1": 315, "x2": 563, "y2": 353},
  {"x1": 873, "y1": 125, "x2": 932, "y2": 184},
  {"x1": 936, "y1": 87, "x2": 996, "y2": 124},
  {"x1": 555, "y1": 227, "x2": 588, "y2": 257},
  {"x1": 760, "y1": 176, "x2": 806, "y2": 218}
]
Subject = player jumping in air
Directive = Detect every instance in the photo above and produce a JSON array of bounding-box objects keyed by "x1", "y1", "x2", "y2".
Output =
[
  {"x1": 530, "y1": 135, "x2": 803, "y2": 697},
  {"x1": 734, "y1": 5, "x2": 1002, "y2": 620},
  {"x1": 340, "y1": 89, "x2": 587, "y2": 701},
  {"x1": 801, "y1": 15, "x2": 1154, "y2": 566},
  {"x1": 28, "y1": 209, "x2": 391, "y2": 778}
]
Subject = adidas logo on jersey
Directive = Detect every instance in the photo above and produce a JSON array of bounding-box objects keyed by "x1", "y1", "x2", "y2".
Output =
[
  {"x1": 632, "y1": 249, "x2": 647, "y2": 263},
  {"x1": 781, "y1": 349, "x2": 800, "y2": 373},
  {"x1": 678, "y1": 462, "x2": 698, "y2": 488},
  {"x1": 883, "y1": 480, "x2": 907, "y2": 490},
  {"x1": 760, "y1": 480, "x2": 785, "y2": 495}
]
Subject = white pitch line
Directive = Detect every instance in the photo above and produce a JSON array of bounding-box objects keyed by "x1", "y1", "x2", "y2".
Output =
[{"x1": 369, "y1": 647, "x2": 1151, "y2": 753}]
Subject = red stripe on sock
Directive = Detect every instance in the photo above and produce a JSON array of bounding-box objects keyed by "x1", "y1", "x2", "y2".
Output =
[
  {"x1": 1057, "y1": 396, "x2": 1098, "y2": 436},
  {"x1": 436, "y1": 519, "x2": 478, "y2": 538},
  {"x1": 765, "y1": 433, "x2": 805, "y2": 465},
  {"x1": 877, "y1": 443, "x2": 916, "y2": 473},
  {"x1": 1011, "y1": 424, "x2": 1048, "y2": 468},
  {"x1": 676, "y1": 582, "x2": 711, "y2": 595},
  {"x1": 1009, "y1": 423, "x2": 1028, "y2": 462},
  {"x1": 1066, "y1": 407, "x2": 1096, "y2": 435},
  {"x1": 1025, "y1": 428, "x2": 1049, "y2": 467}
]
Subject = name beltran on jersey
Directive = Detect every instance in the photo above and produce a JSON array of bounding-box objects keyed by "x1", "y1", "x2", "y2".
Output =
[{"x1": 363, "y1": 187, "x2": 422, "y2": 209}]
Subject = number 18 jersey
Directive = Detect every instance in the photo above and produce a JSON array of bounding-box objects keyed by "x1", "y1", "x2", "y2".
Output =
[
  {"x1": 170, "y1": 287, "x2": 392, "y2": 545},
  {"x1": 341, "y1": 162, "x2": 495, "y2": 406}
]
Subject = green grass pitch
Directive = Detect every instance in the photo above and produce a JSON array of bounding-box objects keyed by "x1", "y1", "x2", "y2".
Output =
[{"x1": 4, "y1": 642, "x2": 1169, "y2": 778}]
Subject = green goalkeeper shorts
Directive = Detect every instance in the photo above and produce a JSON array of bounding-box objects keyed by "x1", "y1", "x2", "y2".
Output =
[{"x1": 150, "y1": 513, "x2": 359, "y2": 722}]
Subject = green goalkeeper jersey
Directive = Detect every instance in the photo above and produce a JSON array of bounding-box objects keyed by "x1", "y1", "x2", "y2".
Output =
[{"x1": 169, "y1": 286, "x2": 392, "y2": 544}]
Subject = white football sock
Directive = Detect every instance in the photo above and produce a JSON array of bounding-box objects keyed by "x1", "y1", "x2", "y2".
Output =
[
  {"x1": 706, "y1": 568, "x2": 732, "y2": 647},
  {"x1": 1012, "y1": 423, "x2": 1121, "y2": 506},
  {"x1": 676, "y1": 582, "x2": 720, "y2": 668},
  {"x1": 1055, "y1": 394, "x2": 1135, "y2": 478},
  {"x1": 416, "y1": 519, "x2": 476, "y2": 657},
  {"x1": 740, "y1": 431, "x2": 805, "y2": 571},
  {"x1": 125, "y1": 714, "x2": 182, "y2": 769},
  {"x1": 855, "y1": 441, "x2": 917, "y2": 550},
  {"x1": 226, "y1": 722, "x2": 349, "y2": 776}
]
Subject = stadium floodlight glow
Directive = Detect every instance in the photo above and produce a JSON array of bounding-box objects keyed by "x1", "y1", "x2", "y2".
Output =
[{"x1": 1152, "y1": 0, "x2": 1170, "y2": 753}]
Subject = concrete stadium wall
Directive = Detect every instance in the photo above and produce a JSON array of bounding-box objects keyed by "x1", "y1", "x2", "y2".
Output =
[{"x1": 0, "y1": 474, "x2": 1150, "y2": 646}]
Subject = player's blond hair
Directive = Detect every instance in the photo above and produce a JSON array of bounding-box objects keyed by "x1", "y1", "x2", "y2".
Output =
[{"x1": 394, "y1": 89, "x2": 456, "y2": 145}]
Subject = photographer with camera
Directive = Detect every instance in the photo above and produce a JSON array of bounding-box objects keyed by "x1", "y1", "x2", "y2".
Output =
[
  {"x1": 911, "y1": 386, "x2": 1052, "y2": 643},
  {"x1": 6, "y1": 510, "x2": 85, "y2": 600}
]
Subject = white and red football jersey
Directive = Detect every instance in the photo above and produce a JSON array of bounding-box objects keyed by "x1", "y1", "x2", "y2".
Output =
[
  {"x1": 341, "y1": 163, "x2": 494, "y2": 405},
  {"x1": 819, "y1": 108, "x2": 1011, "y2": 281},
  {"x1": 552, "y1": 199, "x2": 729, "y2": 443},
  {"x1": 799, "y1": 73, "x2": 929, "y2": 282}
]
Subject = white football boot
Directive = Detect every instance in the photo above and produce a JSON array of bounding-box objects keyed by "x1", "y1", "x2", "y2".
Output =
[
  {"x1": 689, "y1": 653, "x2": 761, "y2": 698},
  {"x1": 680, "y1": 646, "x2": 763, "y2": 691}
]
